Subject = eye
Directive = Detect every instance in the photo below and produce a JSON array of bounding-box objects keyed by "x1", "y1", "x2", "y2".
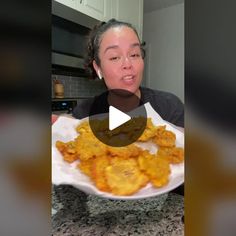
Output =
[
  {"x1": 109, "y1": 56, "x2": 120, "y2": 61},
  {"x1": 130, "y1": 53, "x2": 141, "y2": 58}
]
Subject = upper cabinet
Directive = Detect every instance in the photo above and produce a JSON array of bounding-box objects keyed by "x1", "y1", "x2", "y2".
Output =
[
  {"x1": 78, "y1": 0, "x2": 112, "y2": 22},
  {"x1": 54, "y1": 0, "x2": 112, "y2": 22},
  {"x1": 111, "y1": 0, "x2": 143, "y2": 40},
  {"x1": 54, "y1": 0, "x2": 77, "y2": 11},
  {"x1": 53, "y1": 0, "x2": 143, "y2": 38}
]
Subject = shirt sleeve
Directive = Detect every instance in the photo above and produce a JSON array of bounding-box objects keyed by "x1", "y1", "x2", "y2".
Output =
[
  {"x1": 142, "y1": 88, "x2": 184, "y2": 127},
  {"x1": 72, "y1": 98, "x2": 94, "y2": 119},
  {"x1": 164, "y1": 94, "x2": 184, "y2": 127}
]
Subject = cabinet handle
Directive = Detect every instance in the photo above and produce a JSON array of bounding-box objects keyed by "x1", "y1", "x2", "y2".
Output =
[{"x1": 80, "y1": 0, "x2": 82, "y2": 3}]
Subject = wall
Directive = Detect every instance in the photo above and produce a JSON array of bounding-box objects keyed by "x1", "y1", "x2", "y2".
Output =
[
  {"x1": 51, "y1": 75, "x2": 106, "y2": 98},
  {"x1": 143, "y1": 3, "x2": 184, "y2": 102}
]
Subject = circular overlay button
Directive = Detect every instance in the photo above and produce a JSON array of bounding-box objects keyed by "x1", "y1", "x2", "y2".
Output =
[{"x1": 89, "y1": 89, "x2": 147, "y2": 147}]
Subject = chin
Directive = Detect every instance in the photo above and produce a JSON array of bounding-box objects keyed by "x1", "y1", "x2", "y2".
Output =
[
  {"x1": 125, "y1": 86, "x2": 140, "y2": 95},
  {"x1": 109, "y1": 84, "x2": 140, "y2": 95}
]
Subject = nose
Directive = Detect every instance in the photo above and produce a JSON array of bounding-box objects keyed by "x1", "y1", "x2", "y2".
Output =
[{"x1": 122, "y1": 56, "x2": 132, "y2": 69}]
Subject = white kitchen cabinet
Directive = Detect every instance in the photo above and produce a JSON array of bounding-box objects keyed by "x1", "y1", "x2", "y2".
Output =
[
  {"x1": 111, "y1": 0, "x2": 144, "y2": 39},
  {"x1": 78, "y1": 0, "x2": 112, "y2": 22},
  {"x1": 53, "y1": 0, "x2": 143, "y2": 38},
  {"x1": 54, "y1": 0, "x2": 77, "y2": 11},
  {"x1": 54, "y1": 0, "x2": 112, "y2": 22}
]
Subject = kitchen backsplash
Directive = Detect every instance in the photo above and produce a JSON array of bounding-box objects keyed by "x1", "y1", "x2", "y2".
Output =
[{"x1": 52, "y1": 74, "x2": 106, "y2": 98}]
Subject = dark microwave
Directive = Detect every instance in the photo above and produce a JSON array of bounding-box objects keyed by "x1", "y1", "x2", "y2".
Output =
[{"x1": 52, "y1": 1, "x2": 99, "y2": 75}]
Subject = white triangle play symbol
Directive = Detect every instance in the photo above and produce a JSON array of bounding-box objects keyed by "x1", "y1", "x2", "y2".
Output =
[{"x1": 109, "y1": 106, "x2": 131, "y2": 131}]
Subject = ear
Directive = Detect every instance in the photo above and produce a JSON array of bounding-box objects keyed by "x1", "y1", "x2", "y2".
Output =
[{"x1": 93, "y1": 60, "x2": 102, "y2": 79}]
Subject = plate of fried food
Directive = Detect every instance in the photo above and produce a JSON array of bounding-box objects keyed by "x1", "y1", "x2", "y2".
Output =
[{"x1": 52, "y1": 102, "x2": 184, "y2": 200}]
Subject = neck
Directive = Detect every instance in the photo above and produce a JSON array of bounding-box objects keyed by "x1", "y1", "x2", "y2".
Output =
[{"x1": 107, "y1": 88, "x2": 141, "y2": 112}]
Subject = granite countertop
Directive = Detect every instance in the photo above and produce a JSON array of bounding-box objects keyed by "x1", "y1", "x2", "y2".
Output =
[{"x1": 52, "y1": 185, "x2": 184, "y2": 236}]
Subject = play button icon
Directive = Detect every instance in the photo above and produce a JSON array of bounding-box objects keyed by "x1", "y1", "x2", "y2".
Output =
[
  {"x1": 89, "y1": 89, "x2": 147, "y2": 147},
  {"x1": 109, "y1": 106, "x2": 131, "y2": 130}
]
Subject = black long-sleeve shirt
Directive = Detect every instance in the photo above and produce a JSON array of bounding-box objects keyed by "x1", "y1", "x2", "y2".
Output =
[{"x1": 72, "y1": 87, "x2": 184, "y2": 127}]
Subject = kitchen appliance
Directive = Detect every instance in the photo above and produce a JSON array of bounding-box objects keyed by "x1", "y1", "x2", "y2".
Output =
[
  {"x1": 52, "y1": 1, "x2": 99, "y2": 74},
  {"x1": 52, "y1": 99, "x2": 78, "y2": 115}
]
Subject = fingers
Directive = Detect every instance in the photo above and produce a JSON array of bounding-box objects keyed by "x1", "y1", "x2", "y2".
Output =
[{"x1": 52, "y1": 114, "x2": 58, "y2": 124}]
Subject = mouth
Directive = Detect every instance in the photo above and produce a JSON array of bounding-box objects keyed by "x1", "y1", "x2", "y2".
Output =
[{"x1": 122, "y1": 75, "x2": 135, "y2": 85}]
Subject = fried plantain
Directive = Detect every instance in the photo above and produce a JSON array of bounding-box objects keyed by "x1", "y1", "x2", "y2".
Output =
[
  {"x1": 92, "y1": 156, "x2": 111, "y2": 192},
  {"x1": 138, "y1": 118, "x2": 157, "y2": 141},
  {"x1": 77, "y1": 158, "x2": 94, "y2": 178},
  {"x1": 157, "y1": 146, "x2": 184, "y2": 164},
  {"x1": 56, "y1": 118, "x2": 183, "y2": 196},
  {"x1": 153, "y1": 125, "x2": 176, "y2": 147},
  {"x1": 74, "y1": 133, "x2": 108, "y2": 161},
  {"x1": 107, "y1": 143, "x2": 142, "y2": 158},
  {"x1": 138, "y1": 150, "x2": 170, "y2": 188},
  {"x1": 56, "y1": 140, "x2": 79, "y2": 163},
  {"x1": 105, "y1": 157, "x2": 149, "y2": 195}
]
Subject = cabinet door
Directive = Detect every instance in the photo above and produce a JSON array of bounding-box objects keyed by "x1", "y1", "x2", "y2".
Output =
[
  {"x1": 79, "y1": 0, "x2": 112, "y2": 21},
  {"x1": 111, "y1": 0, "x2": 143, "y2": 39},
  {"x1": 54, "y1": 0, "x2": 77, "y2": 10}
]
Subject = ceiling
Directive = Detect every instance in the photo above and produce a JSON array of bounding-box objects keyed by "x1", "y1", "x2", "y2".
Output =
[{"x1": 144, "y1": 0, "x2": 184, "y2": 13}]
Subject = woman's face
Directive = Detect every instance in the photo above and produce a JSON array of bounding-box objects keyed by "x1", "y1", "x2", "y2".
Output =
[{"x1": 93, "y1": 26, "x2": 144, "y2": 96}]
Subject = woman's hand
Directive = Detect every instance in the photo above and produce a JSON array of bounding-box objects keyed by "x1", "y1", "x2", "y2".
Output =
[
  {"x1": 51, "y1": 114, "x2": 58, "y2": 124},
  {"x1": 52, "y1": 114, "x2": 75, "y2": 124}
]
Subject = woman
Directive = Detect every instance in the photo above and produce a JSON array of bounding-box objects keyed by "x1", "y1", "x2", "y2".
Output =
[{"x1": 72, "y1": 19, "x2": 184, "y2": 128}]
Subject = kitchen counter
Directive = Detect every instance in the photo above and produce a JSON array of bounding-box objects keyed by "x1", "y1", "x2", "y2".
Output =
[
  {"x1": 52, "y1": 97, "x2": 93, "y2": 101},
  {"x1": 52, "y1": 185, "x2": 184, "y2": 236}
]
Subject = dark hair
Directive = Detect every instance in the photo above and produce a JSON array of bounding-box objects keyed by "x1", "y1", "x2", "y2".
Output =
[{"x1": 84, "y1": 18, "x2": 146, "y2": 79}]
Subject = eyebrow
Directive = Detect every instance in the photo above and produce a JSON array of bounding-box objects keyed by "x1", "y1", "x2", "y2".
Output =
[
  {"x1": 104, "y1": 43, "x2": 141, "y2": 54},
  {"x1": 104, "y1": 45, "x2": 119, "y2": 54}
]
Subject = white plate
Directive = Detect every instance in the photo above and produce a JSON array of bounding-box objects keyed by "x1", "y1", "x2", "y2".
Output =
[{"x1": 52, "y1": 102, "x2": 184, "y2": 200}]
